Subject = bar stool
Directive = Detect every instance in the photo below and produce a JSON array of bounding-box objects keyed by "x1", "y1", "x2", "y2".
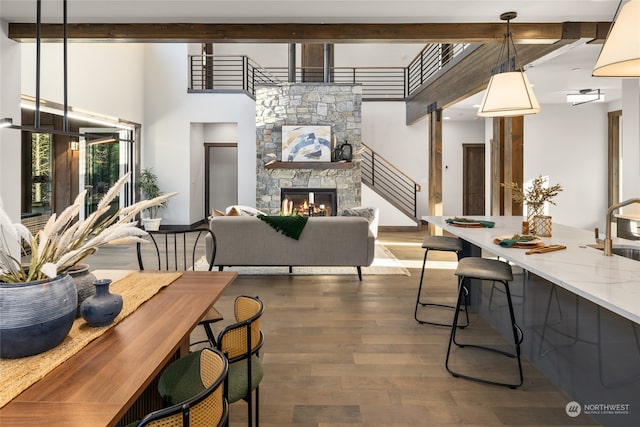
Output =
[
  {"x1": 414, "y1": 235, "x2": 468, "y2": 327},
  {"x1": 445, "y1": 257, "x2": 524, "y2": 389}
]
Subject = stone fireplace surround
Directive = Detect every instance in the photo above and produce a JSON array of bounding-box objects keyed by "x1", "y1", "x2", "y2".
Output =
[{"x1": 255, "y1": 83, "x2": 362, "y2": 215}]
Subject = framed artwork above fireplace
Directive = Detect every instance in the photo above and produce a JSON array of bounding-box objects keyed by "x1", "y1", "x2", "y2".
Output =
[{"x1": 282, "y1": 125, "x2": 331, "y2": 162}]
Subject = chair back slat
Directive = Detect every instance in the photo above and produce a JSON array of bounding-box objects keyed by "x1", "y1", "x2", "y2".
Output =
[{"x1": 137, "y1": 228, "x2": 215, "y2": 272}]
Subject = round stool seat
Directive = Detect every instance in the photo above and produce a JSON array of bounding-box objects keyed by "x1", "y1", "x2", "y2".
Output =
[
  {"x1": 455, "y1": 257, "x2": 513, "y2": 282},
  {"x1": 422, "y1": 235, "x2": 463, "y2": 252}
]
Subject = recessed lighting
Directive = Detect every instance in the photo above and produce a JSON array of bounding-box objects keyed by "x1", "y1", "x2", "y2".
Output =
[
  {"x1": 571, "y1": 67, "x2": 581, "y2": 72},
  {"x1": 443, "y1": 116, "x2": 451, "y2": 120}
]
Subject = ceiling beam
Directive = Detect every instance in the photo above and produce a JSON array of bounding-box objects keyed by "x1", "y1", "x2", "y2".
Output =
[
  {"x1": 7, "y1": 22, "x2": 609, "y2": 43},
  {"x1": 405, "y1": 41, "x2": 576, "y2": 125}
]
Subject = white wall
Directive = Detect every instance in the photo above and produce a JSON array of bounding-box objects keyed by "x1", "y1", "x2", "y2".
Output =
[
  {"x1": 525, "y1": 103, "x2": 609, "y2": 230},
  {"x1": 143, "y1": 44, "x2": 256, "y2": 226},
  {"x1": 212, "y1": 43, "x2": 424, "y2": 69},
  {"x1": 361, "y1": 101, "x2": 429, "y2": 225},
  {"x1": 0, "y1": 18, "x2": 22, "y2": 239},
  {"x1": 621, "y1": 79, "x2": 640, "y2": 215},
  {"x1": 442, "y1": 119, "x2": 485, "y2": 216},
  {"x1": 21, "y1": 43, "x2": 146, "y2": 124},
  {"x1": 204, "y1": 123, "x2": 238, "y2": 142}
]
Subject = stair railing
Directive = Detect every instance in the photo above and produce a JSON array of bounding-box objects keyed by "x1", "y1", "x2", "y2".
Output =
[{"x1": 360, "y1": 142, "x2": 421, "y2": 219}]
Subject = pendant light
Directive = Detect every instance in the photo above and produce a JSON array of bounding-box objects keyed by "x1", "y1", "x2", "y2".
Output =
[
  {"x1": 593, "y1": 0, "x2": 640, "y2": 77},
  {"x1": 477, "y1": 12, "x2": 541, "y2": 117}
]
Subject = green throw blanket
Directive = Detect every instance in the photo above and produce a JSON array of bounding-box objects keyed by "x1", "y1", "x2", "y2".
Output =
[{"x1": 257, "y1": 214, "x2": 309, "y2": 240}]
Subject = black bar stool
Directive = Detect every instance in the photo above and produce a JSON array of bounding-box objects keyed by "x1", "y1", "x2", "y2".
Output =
[
  {"x1": 414, "y1": 235, "x2": 468, "y2": 327},
  {"x1": 445, "y1": 257, "x2": 524, "y2": 389}
]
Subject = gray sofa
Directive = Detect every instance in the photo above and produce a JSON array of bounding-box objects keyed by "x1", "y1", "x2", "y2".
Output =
[{"x1": 206, "y1": 216, "x2": 375, "y2": 280}]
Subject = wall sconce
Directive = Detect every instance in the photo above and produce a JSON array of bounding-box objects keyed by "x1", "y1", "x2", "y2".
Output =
[
  {"x1": 566, "y1": 89, "x2": 605, "y2": 106},
  {"x1": 593, "y1": 0, "x2": 640, "y2": 77},
  {"x1": 0, "y1": 118, "x2": 13, "y2": 128},
  {"x1": 477, "y1": 12, "x2": 541, "y2": 117},
  {"x1": 69, "y1": 140, "x2": 80, "y2": 151}
]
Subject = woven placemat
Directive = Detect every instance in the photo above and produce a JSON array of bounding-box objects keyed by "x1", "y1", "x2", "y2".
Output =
[{"x1": 0, "y1": 271, "x2": 182, "y2": 408}]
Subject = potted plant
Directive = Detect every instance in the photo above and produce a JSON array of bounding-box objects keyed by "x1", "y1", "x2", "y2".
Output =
[
  {"x1": 0, "y1": 172, "x2": 175, "y2": 358},
  {"x1": 502, "y1": 175, "x2": 563, "y2": 226},
  {"x1": 137, "y1": 168, "x2": 166, "y2": 231}
]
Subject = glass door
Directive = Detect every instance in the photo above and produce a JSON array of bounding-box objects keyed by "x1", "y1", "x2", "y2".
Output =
[{"x1": 79, "y1": 128, "x2": 133, "y2": 220}]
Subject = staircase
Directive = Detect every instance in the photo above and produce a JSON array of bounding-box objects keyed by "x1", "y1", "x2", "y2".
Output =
[{"x1": 360, "y1": 143, "x2": 421, "y2": 224}]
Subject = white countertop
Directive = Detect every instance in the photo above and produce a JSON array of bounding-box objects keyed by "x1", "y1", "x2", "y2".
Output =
[{"x1": 423, "y1": 216, "x2": 640, "y2": 324}]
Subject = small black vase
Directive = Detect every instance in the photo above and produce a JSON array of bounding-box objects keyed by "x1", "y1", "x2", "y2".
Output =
[{"x1": 80, "y1": 279, "x2": 123, "y2": 327}]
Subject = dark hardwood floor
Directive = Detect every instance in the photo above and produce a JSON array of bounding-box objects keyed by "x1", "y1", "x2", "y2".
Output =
[{"x1": 85, "y1": 229, "x2": 600, "y2": 426}]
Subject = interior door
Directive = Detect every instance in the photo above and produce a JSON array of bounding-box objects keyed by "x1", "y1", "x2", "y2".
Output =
[
  {"x1": 205, "y1": 143, "x2": 238, "y2": 216},
  {"x1": 463, "y1": 143, "x2": 485, "y2": 215}
]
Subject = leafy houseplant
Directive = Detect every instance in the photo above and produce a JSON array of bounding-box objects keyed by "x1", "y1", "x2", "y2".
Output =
[{"x1": 137, "y1": 168, "x2": 166, "y2": 230}]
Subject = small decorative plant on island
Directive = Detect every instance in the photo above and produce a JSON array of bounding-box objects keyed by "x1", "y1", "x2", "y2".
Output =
[{"x1": 502, "y1": 175, "x2": 563, "y2": 228}]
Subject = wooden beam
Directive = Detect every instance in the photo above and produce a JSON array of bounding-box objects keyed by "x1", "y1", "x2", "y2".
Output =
[
  {"x1": 7, "y1": 22, "x2": 593, "y2": 43},
  {"x1": 405, "y1": 40, "x2": 575, "y2": 125}
]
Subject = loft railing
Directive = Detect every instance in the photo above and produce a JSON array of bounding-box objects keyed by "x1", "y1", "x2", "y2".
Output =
[
  {"x1": 264, "y1": 66, "x2": 407, "y2": 100},
  {"x1": 188, "y1": 43, "x2": 471, "y2": 100},
  {"x1": 189, "y1": 55, "x2": 280, "y2": 93},
  {"x1": 407, "y1": 43, "x2": 472, "y2": 94},
  {"x1": 360, "y1": 142, "x2": 421, "y2": 220}
]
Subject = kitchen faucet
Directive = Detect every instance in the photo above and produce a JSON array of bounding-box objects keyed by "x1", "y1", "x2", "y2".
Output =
[{"x1": 604, "y1": 198, "x2": 640, "y2": 256}]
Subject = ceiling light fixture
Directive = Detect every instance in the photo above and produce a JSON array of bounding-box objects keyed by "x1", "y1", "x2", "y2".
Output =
[
  {"x1": 477, "y1": 11, "x2": 541, "y2": 117},
  {"x1": 566, "y1": 89, "x2": 605, "y2": 106},
  {"x1": 593, "y1": 0, "x2": 640, "y2": 77}
]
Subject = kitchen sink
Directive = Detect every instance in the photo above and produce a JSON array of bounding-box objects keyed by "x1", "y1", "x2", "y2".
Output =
[
  {"x1": 588, "y1": 243, "x2": 640, "y2": 261},
  {"x1": 611, "y1": 246, "x2": 640, "y2": 261}
]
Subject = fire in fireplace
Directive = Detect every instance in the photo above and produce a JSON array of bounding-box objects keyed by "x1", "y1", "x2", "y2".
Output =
[{"x1": 280, "y1": 188, "x2": 338, "y2": 216}]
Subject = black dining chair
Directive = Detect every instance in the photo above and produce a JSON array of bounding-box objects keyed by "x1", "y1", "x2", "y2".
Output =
[{"x1": 136, "y1": 227, "x2": 223, "y2": 347}]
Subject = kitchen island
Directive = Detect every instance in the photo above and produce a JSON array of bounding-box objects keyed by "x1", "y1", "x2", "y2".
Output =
[{"x1": 424, "y1": 216, "x2": 640, "y2": 427}]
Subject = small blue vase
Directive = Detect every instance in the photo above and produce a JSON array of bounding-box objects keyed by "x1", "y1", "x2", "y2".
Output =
[{"x1": 80, "y1": 279, "x2": 123, "y2": 327}]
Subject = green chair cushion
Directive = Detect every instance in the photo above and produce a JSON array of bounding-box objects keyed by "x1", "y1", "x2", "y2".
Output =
[
  {"x1": 227, "y1": 355, "x2": 264, "y2": 403},
  {"x1": 158, "y1": 350, "x2": 204, "y2": 405},
  {"x1": 158, "y1": 350, "x2": 263, "y2": 406}
]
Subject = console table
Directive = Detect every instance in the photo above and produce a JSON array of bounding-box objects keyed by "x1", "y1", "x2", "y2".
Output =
[{"x1": 0, "y1": 270, "x2": 237, "y2": 427}]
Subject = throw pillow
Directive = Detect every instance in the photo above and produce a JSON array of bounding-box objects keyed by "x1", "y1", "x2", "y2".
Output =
[
  {"x1": 341, "y1": 207, "x2": 377, "y2": 224},
  {"x1": 212, "y1": 209, "x2": 227, "y2": 217},
  {"x1": 227, "y1": 207, "x2": 241, "y2": 216}
]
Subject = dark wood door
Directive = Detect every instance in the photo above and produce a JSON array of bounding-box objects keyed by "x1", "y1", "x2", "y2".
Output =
[{"x1": 463, "y1": 144, "x2": 485, "y2": 215}]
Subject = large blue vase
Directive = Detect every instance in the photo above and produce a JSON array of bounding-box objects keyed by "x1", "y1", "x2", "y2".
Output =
[
  {"x1": 0, "y1": 273, "x2": 77, "y2": 359},
  {"x1": 80, "y1": 279, "x2": 123, "y2": 327}
]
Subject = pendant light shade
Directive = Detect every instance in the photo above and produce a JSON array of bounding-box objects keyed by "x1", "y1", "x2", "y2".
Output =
[
  {"x1": 593, "y1": 0, "x2": 640, "y2": 77},
  {"x1": 477, "y1": 12, "x2": 541, "y2": 118},
  {"x1": 477, "y1": 72, "x2": 540, "y2": 117}
]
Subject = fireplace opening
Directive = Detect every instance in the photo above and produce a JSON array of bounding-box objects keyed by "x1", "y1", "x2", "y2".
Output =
[{"x1": 280, "y1": 188, "x2": 338, "y2": 216}]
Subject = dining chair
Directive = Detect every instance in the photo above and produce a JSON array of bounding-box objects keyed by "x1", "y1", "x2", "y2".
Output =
[
  {"x1": 133, "y1": 347, "x2": 228, "y2": 427},
  {"x1": 159, "y1": 295, "x2": 265, "y2": 427},
  {"x1": 136, "y1": 227, "x2": 223, "y2": 347}
]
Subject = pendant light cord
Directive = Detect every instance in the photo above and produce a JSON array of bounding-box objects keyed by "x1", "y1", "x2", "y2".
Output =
[{"x1": 35, "y1": 0, "x2": 41, "y2": 129}]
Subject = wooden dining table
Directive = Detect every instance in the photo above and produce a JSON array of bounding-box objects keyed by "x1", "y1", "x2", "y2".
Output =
[{"x1": 0, "y1": 270, "x2": 237, "y2": 427}]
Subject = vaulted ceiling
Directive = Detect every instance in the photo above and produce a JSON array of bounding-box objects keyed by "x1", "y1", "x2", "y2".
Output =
[{"x1": 0, "y1": 0, "x2": 624, "y2": 120}]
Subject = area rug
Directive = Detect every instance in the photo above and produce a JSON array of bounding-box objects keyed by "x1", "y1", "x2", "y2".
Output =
[{"x1": 194, "y1": 243, "x2": 410, "y2": 276}]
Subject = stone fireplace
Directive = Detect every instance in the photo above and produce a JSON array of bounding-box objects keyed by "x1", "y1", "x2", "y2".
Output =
[
  {"x1": 255, "y1": 83, "x2": 362, "y2": 215},
  {"x1": 280, "y1": 188, "x2": 338, "y2": 216}
]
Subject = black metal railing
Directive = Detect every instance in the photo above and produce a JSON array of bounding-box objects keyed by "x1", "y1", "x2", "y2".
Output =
[
  {"x1": 188, "y1": 43, "x2": 471, "y2": 100},
  {"x1": 265, "y1": 66, "x2": 407, "y2": 100},
  {"x1": 189, "y1": 55, "x2": 280, "y2": 93},
  {"x1": 406, "y1": 43, "x2": 472, "y2": 95},
  {"x1": 360, "y1": 142, "x2": 420, "y2": 219}
]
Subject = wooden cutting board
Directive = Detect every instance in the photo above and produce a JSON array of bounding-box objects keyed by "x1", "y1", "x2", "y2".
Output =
[{"x1": 525, "y1": 245, "x2": 567, "y2": 255}]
